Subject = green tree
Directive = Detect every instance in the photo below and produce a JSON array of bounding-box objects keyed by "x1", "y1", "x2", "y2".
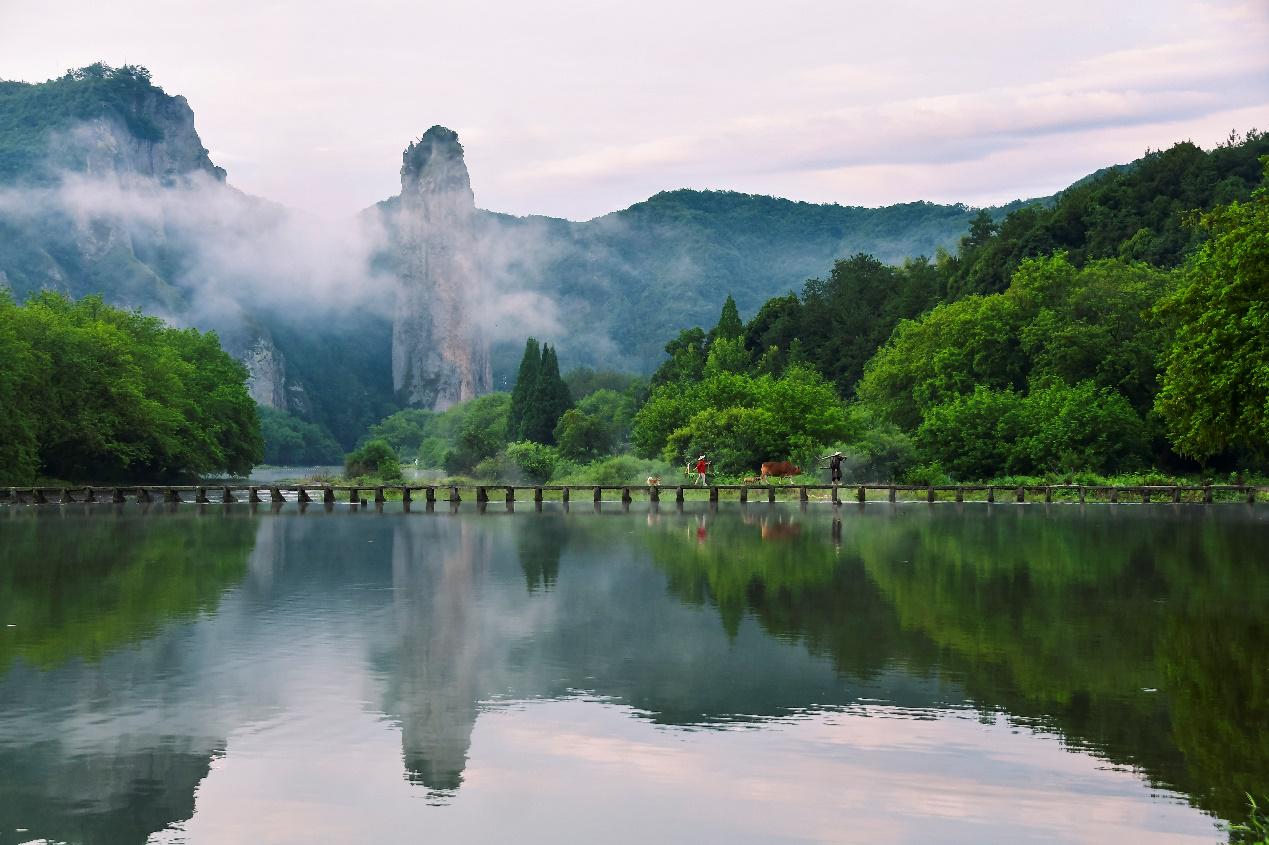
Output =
[
  {"x1": 650, "y1": 327, "x2": 707, "y2": 387},
  {"x1": 259, "y1": 407, "x2": 343, "y2": 464},
  {"x1": 520, "y1": 343, "x2": 573, "y2": 444},
  {"x1": 506, "y1": 337, "x2": 541, "y2": 441},
  {"x1": 712, "y1": 293, "x2": 744, "y2": 341},
  {"x1": 704, "y1": 335, "x2": 751, "y2": 375},
  {"x1": 1156, "y1": 169, "x2": 1269, "y2": 459},
  {"x1": 442, "y1": 392, "x2": 512, "y2": 473},
  {"x1": 554, "y1": 409, "x2": 616, "y2": 461},
  {"x1": 344, "y1": 438, "x2": 402, "y2": 480}
]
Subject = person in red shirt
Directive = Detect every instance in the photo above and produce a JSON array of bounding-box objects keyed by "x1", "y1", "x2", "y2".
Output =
[{"x1": 694, "y1": 455, "x2": 710, "y2": 486}]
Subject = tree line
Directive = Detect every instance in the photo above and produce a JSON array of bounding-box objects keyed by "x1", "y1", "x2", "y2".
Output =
[{"x1": 0, "y1": 292, "x2": 262, "y2": 484}]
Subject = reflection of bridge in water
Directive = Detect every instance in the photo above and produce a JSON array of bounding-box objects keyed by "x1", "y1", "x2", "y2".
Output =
[{"x1": 4, "y1": 481, "x2": 1265, "y2": 507}]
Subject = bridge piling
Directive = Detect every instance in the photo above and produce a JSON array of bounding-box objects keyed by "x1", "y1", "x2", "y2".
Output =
[
  {"x1": 739, "y1": 487, "x2": 748, "y2": 504},
  {"x1": 270, "y1": 487, "x2": 284, "y2": 504},
  {"x1": 197, "y1": 487, "x2": 211, "y2": 504}
]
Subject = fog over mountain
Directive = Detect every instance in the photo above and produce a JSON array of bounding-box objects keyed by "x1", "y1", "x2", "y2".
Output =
[{"x1": 0, "y1": 65, "x2": 1050, "y2": 445}]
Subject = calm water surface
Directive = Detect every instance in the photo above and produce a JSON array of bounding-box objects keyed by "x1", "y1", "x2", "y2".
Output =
[{"x1": 0, "y1": 502, "x2": 1265, "y2": 844}]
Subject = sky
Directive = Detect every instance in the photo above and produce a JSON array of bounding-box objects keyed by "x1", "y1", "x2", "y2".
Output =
[{"x1": 1, "y1": 0, "x2": 1266, "y2": 221}]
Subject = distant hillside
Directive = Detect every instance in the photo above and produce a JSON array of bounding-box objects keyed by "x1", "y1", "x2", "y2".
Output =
[{"x1": 473, "y1": 190, "x2": 1039, "y2": 377}]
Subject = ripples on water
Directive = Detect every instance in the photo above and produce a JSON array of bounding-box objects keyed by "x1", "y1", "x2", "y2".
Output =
[{"x1": 0, "y1": 502, "x2": 1265, "y2": 844}]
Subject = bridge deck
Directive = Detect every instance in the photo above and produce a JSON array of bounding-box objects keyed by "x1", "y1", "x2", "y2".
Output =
[{"x1": 1, "y1": 482, "x2": 1263, "y2": 506}]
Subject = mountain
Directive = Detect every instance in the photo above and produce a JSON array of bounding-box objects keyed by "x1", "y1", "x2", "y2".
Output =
[{"x1": 0, "y1": 65, "x2": 1058, "y2": 444}]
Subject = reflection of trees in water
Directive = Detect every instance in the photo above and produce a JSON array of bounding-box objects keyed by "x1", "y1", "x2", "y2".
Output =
[
  {"x1": 518, "y1": 514, "x2": 568, "y2": 591},
  {"x1": 0, "y1": 506, "x2": 258, "y2": 845},
  {"x1": 0, "y1": 507, "x2": 255, "y2": 670},
  {"x1": 643, "y1": 505, "x2": 1268, "y2": 829}
]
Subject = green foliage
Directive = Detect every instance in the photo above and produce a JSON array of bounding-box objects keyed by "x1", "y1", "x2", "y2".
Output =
[
  {"x1": 0, "y1": 291, "x2": 262, "y2": 483},
  {"x1": 915, "y1": 380, "x2": 1148, "y2": 480},
  {"x1": 1156, "y1": 168, "x2": 1269, "y2": 460},
  {"x1": 363, "y1": 408, "x2": 435, "y2": 459},
  {"x1": 344, "y1": 438, "x2": 402, "y2": 480},
  {"x1": 562, "y1": 367, "x2": 643, "y2": 400},
  {"x1": 550, "y1": 454, "x2": 669, "y2": 486},
  {"x1": 946, "y1": 132, "x2": 1269, "y2": 297},
  {"x1": 711, "y1": 293, "x2": 744, "y2": 341},
  {"x1": 506, "y1": 337, "x2": 541, "y2": 441},
  {"x1": 441, "y1": 393, "x2": 513, "y2": 474},
  {"x1": 553, "y1": 409, "x2": 615, "y2": 461},
  {"x1": 746, "y1": 253, "x2": 943, "y2": 396},
  {"x1": 259, "y1": 406, "x2": 342, "y2": 465},
  {"x1": 703, "y1": 336, "x2": 751, "y2": 376},
  {"x1": 520, "y1": 343, "x2": 573, "y2": 444},
  {"x1": 502, "y1": 441, "x2": 561, "y2": 483},
  {"x1": 650, "y1": 327, "x2": 708, "y2": 387},
  {"x1": 632, "y1": 365, "x2": 847, "y2": 474},
  {"x1": 1231, "y1": 796, "x2": 1269, "y2": 844},
  {"x1": 855, "y1": 253, "x2": 1174, "y2": 474}
]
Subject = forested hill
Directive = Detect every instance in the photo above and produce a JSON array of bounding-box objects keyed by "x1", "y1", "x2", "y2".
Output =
[{"x1": 475, "y1": 188, "x2": 1042, "y2": 374}]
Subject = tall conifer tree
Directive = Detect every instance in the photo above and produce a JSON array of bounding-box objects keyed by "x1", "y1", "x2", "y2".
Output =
[
  {"x1": 521, "y1": 343, "x2": 573, "y2": 444},
  {"x1": 507, "y1": 337, "x2": 541, "y2": 441},
  {"x1": 712, "y1": 293, "x2": 744, "y2": 342}
]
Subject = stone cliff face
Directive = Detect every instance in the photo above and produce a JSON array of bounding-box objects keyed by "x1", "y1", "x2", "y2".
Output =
[{"x1": 390, "y1": 127, "x2": 491, "y2": 410}]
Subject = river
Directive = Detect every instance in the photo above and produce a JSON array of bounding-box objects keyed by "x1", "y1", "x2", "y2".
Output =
[{"x1": 0, "y1": 502, "x2": 1264, "y2": 844}]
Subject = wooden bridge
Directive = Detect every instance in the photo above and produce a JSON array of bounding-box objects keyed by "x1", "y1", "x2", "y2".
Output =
[{"x1": 2, "y1": 482, "x2": 1264, "y2": 507}]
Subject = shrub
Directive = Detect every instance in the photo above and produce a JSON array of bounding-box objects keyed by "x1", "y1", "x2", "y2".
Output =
[{"x1": 344, "y1": 439, "x2": 402, "y2": 480}]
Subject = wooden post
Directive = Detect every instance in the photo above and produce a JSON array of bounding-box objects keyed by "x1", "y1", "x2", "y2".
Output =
[
  {"x1": 1142, "y1": 487, "x2": 1150, "y2": 504},
  {"x1": 955, "y1": 486, "x2": 964, "y2": 503},
  {"x1": 1044, "y1": 486, "x2": 1052, "y2": 504},
  {"x1": 223, "y1": 487, "x2": 235, "y2": 504},
  {"x1": 268, "y1": 487, "x2": 282, "y2": 503},
  {"x1": 197, "y1": 487, "x2": 211, "y2": 504},
  {"x1": 534, "y1": 487, "x2": 544, "y2": 504},
  {"x1": 675, "y1": 486, "x2": 684, "y2": 504},
  {"x1": 476, "y1": 486, "x2": 489, "y2": 504},
  {"x1": 857, "y1": 485, "x2": 866, "y2": 503},
  {"x1": 163, "y1": 488, "x2": 179, "y2": 504},
  {"x1": 84, "y1": 487, "x2": 97, "y2": 503},
  {"x1": 593, "y1": 486, "x2": 602, "y2": 504},
  {"x1": 831, "y1": 485, "x2": 840, "y2": 505},
  {"x1": 1203, "y1": 484, "x2": 1212, "y2": 504},
  {"x1": 506, "y1": 487, "x2": 515, "y2": 506},
  {"x1": 888, "y1": 486, "x2": 896, "y2": 503},
  {"x1": 800, "y1": 486, "x2": 809, "y2": 503},
  {"x1": 297, "y1": 486, "x2": 311, "y2": 503},
  {"x1": 424, "y1": 486, "x2": 436, "y2": 504},
  {"x1": 767, "y1": 486, "x2": 775, "y2": 504},
  {"x1": 709, "y1": 486, "x2": 719, "y2": 503},
  {"x1": 1016, "y1": 487, "x2": 1025, "y2": 503},
  {"x1": 345, "y1": 487, "x2": 357, "y2": 504},
  {"x1": 374, "y1": 486, "x2": 386, "y2": 504},
  {"x1": 987, "y1": 487, "x2": 995, "y2": 503},
  {"x1": 561, "y1": 487, "x2": 570, "y2": 504},
  {"x1": 622, "y1": 487, "x2": 632, "y2": 504},
  {"x1": 1171, "y1": 486, "x2": 1181, "y2": 503},
  {"x1": 1078, "y1": 485, "x2": 1085, "y2": 504},
  {"x1": 113, "y1": 487, "x2": 126, "y2": 504},
  {"x1": 1109, "y1": 487, "x2": 1120, "y2": 504},
  {"x1": 449, "y1": 485, "x2": 461, "y2": 503},
  {"x1": 138, "y1": 488, "x2": 152, "y2": 504},
  {"x1": 649, "y1": 485, "x2": 659, "y2": 503},
  {"x1": 59, "y1": 488, "x2": 74, "y2": 504},
  {"x1": 739, "y1": 487, "x2": 748, "y2": 504},
  {"x1": 1248, "y1": 487, "x2": 1257, "y2": 504}
]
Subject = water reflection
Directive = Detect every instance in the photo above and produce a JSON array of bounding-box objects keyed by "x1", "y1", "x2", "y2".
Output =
[{"x1": 0, "y1": 503, "x2": 1262, "y2": 844}]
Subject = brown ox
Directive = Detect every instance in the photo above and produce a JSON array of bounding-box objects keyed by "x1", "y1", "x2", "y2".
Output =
[{"x1": 760, "y1": 461, "x2": 801, "y2": 484}]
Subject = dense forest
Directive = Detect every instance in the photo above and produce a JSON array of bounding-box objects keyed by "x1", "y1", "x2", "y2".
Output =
[
  {"x1": 359, "y1": 131, "x2": 1268, "y2": 485},
  {"x1": 0, "y1": 291, "x2": 261, "y2": 484}
]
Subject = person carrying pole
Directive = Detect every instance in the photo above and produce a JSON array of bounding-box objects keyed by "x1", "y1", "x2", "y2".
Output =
[
  {"x1": 822, "y1": 451, "x2": 844, "y2": 484},
  {"x1": 694, "y1": 455, "x2": 710, "y2": 487}
]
